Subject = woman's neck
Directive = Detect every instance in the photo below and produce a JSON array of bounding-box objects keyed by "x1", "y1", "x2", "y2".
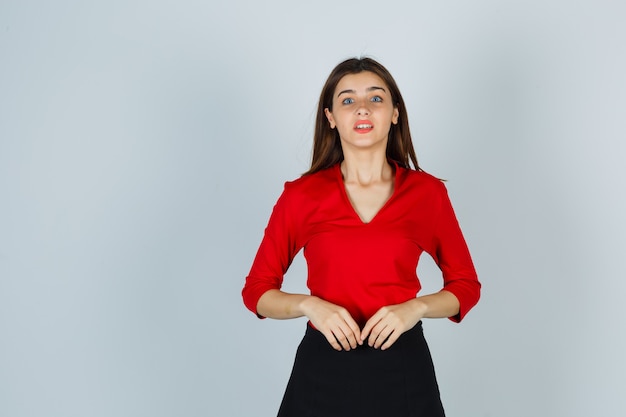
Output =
[{"x1": 340, "y1": 152, "x2": 393, "y2": 186}]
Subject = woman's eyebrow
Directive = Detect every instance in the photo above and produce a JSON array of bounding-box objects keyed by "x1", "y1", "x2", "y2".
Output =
[{"x1": 337, "y1": 86, "x2": 387, "y2": 97}]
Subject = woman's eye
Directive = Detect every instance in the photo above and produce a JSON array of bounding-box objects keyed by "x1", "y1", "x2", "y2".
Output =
[
  {"x1": 371, "y1": 96, "x2": 382, "y2": 102},
  {"x1": 342, "y1": 97, "x2": 355, "y2": 105}
]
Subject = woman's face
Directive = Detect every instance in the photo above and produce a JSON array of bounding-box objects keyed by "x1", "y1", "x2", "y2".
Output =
[{"x1": 325, "y1": 71, "x2": 399, "y2": 153}]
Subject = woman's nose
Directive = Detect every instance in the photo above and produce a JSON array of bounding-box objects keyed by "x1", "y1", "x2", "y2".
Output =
[{"x1": 356, "y1": 101, "x2": 370, "y2": 116}]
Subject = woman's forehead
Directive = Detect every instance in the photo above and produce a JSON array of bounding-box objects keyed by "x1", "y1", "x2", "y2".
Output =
[{"x1": 335, "y1": 71, "x2": 388, "y2": 93}]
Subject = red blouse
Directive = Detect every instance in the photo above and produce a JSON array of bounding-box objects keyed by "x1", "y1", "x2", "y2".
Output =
[{"x1": 242, "y1": 162, "x2": 480, "y2": 325}]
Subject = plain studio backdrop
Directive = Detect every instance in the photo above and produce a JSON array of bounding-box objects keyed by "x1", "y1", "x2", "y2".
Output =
[{"x1": 1, "y1": 1, "x2": 625, "y2": 416}]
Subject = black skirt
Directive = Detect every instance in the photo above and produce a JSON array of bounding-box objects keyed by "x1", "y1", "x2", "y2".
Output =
[{"x1": 277, "y1": 322, "x2": 445, "y2": 417}]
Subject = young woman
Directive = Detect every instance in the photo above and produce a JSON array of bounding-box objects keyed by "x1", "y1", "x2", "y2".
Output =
[{"x1": 242, "y1": 57, "x2": 481, "y2": 417}]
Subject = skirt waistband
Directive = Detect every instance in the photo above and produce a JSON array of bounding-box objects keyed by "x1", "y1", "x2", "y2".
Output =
[{"x1": 304, "y1": 320, "x2": 424, "y2": 352}]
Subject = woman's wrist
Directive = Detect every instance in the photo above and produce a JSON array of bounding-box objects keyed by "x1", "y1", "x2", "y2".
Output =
[
  {"x1": 298, "y1": 295, "x2": 318, "y2": 317},
  {"x1": 409, "y1": 297, "x2": 429, "y2": 318}
]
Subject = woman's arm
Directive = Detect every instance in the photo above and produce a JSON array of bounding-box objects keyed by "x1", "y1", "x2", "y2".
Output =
[
  {"x1": 256, "y1": 289, "x2": 310, "y2": 319},
  {"x1": 413, "y1": 289, "x2": 461, "y2": 319},
  {"x1": 360, "y1": 290, "x2": 460, "y2": 350},
  {"x1": 257, "y1": 289, "x2": 362, "y2": 351}
]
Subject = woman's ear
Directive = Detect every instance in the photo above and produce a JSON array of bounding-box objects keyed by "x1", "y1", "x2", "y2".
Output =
[
  {"x1": 324, "y1": 108, "x2": 336, "y2": 129},
  {"x1": 392, "y1": 107, "x2": 399, "y2": 125}
]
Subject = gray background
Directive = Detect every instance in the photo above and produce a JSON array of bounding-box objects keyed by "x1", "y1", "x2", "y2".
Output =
[{"x1": 1, "y1": 1, "x2": 625, "y2": 416}]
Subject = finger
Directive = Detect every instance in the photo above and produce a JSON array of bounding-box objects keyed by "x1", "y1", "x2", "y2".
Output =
[
  {"x1": 361, "y1": 313, "x2": 384, "y2": 342},
  {"x1": 321, "y1": 330, "x2": 343, "y2": 351},
  {"x1": 360, "y1": 321, "x2": 372, "y2": 342},
  {"x1": 380, "y1": 329, "x2": 400, "y2": 350},
  {"x1": 367, "y1": 322, "x2": 388, "y2": 347},
  {"x1": 339, "y1": 312, "x2": 362, "y2": 347},
  {"x1": 373, "y1": 326, "x2": 394, "y2": 349},
  {"x1": 333, "y1": 326, "x2": 354, "y2": 351}
]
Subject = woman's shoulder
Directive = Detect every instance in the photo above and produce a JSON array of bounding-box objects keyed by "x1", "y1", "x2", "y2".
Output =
[
  {"x1": 285, "y1": 166, "x2": 337, "y2": 193},
  {"x1": 398, "y1": 166, "x2": 446, "y2": 193},
  {"x1": 281, "y1": 165, "x2": 338, "y2": 199}
]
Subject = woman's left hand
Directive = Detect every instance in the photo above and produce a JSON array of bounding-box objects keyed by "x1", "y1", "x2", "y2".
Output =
[{"x1": 360, "y1": 299, "x2": 427, "y2": 350}]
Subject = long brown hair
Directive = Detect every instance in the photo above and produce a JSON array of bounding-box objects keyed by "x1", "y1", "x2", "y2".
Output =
[{"x1": 305, "y1": 57, "x2": 420, "y2": 175}]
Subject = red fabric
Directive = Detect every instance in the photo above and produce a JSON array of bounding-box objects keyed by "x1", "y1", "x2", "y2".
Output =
[{"x1": 242, "y1": 162, "x2": 480, "y2": 325}]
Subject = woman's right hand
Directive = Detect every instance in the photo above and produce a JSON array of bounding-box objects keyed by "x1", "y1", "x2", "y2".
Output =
[{"x1": 300, "y1": 296, "x2": 362, "y2": 351}]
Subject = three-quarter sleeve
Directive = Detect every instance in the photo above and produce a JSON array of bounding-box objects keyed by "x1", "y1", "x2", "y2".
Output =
[
  {"x1": 429, "y1": 182, "x2": 481, "y2": 322},
  {"x1": 242, "y1": 182, "x2": 301, "y2": 317}
]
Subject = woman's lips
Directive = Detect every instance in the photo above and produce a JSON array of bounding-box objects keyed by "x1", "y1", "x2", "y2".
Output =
[{"x1": 353, "y1": 120, "x2": 374, "y2": 133}]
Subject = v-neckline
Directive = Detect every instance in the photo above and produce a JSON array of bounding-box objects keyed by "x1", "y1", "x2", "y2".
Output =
[{"x1": 335, "y1": 161, "x2": 400, "y2": 225}]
